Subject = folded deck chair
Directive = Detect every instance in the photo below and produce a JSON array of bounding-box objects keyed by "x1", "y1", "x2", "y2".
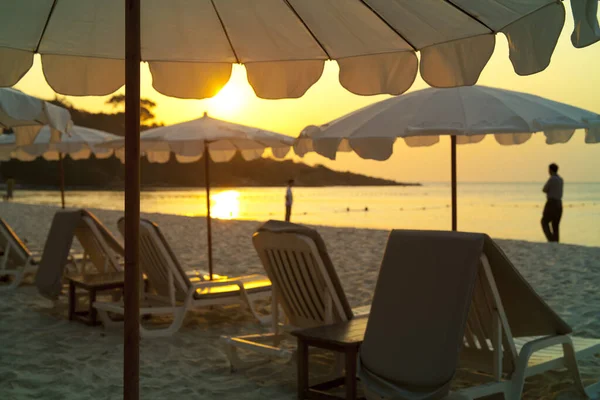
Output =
[
  {"x1": 358, "y1": 230, "x2": 600, "y2": 400},
  {"x1": 35, "y1": 210, "x2": 124, "y2": 300},
  {"x1": 222, "y1": 220, "x2": 370, "y2": 368},
  {"x1": 0, "y1": 218, "x2": 38, "y2": 289},
  {"x1": 358, "y1": 230, "x2": 484, "y2": 400},
  {"x1": 93, "y1": 218, "x2": 272, "y2": 338}
]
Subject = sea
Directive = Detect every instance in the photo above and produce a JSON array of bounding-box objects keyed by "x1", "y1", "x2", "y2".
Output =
[{"x1": 10, "y1": 182, "x2": 600, "y2": 247}]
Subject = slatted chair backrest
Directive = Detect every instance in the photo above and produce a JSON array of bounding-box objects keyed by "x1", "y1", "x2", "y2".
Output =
[
  {"x1": 118, "y1": 218, "x2": 191, "y2": 305},
  {"x1": 0, "y1": 218, "x2": 32, "y2": 270},
  {"x1": 253, "y1": 229, "x2": 350, "y2": 329},
  {"x1": 75, "y1": 213, "x2": 123, "y2": 273}
]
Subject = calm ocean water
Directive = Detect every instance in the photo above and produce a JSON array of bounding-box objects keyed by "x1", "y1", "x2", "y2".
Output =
[{"x1": 10, "y1": 182, "x2": 600, "y2": 247}]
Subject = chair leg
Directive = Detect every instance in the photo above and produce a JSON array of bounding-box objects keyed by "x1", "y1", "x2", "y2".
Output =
[
  {"x1": 240, "y1": 291, "x2": 272, "y2": 325},
  {"x1": 222, "y1": 343, "x2": 270, "y2": 372},
  {"x1": 95, "y1": 308, "x2": 125, "y2": 329},
  {"x1": 221, "y1": 333, "x2": 293, "y2": 371},
  {"x1": 0, "y1": 270, "x2": 23, "y2": 290},
  {"x1": 562, "y1": 341, "x2": 600, "y2": 399},
  {"x1": 96, "y1": 306, "x2": 188, "y2": 338}
]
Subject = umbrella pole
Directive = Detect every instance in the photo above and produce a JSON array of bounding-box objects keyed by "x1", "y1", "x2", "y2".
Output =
[
  {"x1": 451, "y1": 135, "x2": 457, "y2": 231},
  {"x1": 58, "y1": 153, "x2": 65, "y2": 209},
  {"x1": 124, "y1": 1, "x2": 141, "y2": 400},
  {"x1": 204, "y1": 142, "x2": 214, "y2": 280}
]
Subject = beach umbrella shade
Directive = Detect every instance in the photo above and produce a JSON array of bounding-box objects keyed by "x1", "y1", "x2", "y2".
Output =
[
  {"x1": 294, "y1": 85, "x2": 600, "y2": 230},
  {"x1": 0, "y1": 125, "x2": 120, "y2": 208},
  {"x1": 103, "y1": 112, "x2": 293, "y2": 280},
  {"x1": 0, "y1": 1, "x2": 597, "y2": 398},
  {"x1": 0, "y1": 87, "x2": 71, "y2": 144}
]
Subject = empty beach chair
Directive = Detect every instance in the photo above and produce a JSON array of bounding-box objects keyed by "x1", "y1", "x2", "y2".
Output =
[
  {"x1": 358, "y1": 230, "x2": 483, "y2": 400},
  {"x1": 0, "y1": 218, "x2": 38, "y2": 289},
  {"x1": 93, "y1": 218, "x2": 272, "y2": 338},
  {"x1": 75, "y1": 210, "x2": 124, "y2": 274},
  {"x1": 35, "y1": 210, "x2": 124, "y2": 299},
  {"x1": 222, "y1": 220, "x2": 370, "y2": 368},
  {"x1": 358, "y1": 230, "x2": 600, "y2": 400},
  {"x1": 456, "y1": 236, "x2": 600, "y2": 400}
]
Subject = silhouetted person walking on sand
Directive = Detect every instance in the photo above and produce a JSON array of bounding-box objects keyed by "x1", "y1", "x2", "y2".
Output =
[
  {"x1": 285, "y1": 179, "x2": 294, "y2": 222},
  {"x1": 4, "y1": 177, "x2": 14, "y2": 201},
  {"x1": 541, "y1": 163, "x2": 563, "y2": 242}
]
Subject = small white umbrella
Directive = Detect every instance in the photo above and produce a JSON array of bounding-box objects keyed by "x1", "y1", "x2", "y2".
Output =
[
  {"x1": 0, "y1": 88, "x2": 72, "y2": 144},
  {"x1": 0, "y1": 125, "x2": 120, "y2": 208},
  {"x1": 295, "y1": 85, "x2": 600, "y2": 230},
  {"x1": 103, "y1": 112, "x2": 293, "y2": 279}
]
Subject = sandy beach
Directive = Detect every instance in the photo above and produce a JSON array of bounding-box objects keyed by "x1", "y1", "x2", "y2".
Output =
[{"x1": 1, "y1": 201, "x2": 599, "y2": 399}]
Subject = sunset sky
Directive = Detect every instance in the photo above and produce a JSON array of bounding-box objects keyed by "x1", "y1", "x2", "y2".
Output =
[{"x1": 14, "y1": 9, "x2": 600, "y2": 184}]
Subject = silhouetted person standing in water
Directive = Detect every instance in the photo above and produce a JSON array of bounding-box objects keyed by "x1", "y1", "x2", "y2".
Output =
[
  {"x1": 541, "y1": 163, "x2": 563, "y2": 242},
  {"x1": 285, "y1": 179, "x2": 294, "y2": 222}
]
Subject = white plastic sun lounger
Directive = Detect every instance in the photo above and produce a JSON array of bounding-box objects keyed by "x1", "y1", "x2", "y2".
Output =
[
  {"x1": 35, "y1": 210, "x2": 124, "y2": 299},
  {"x1": 222, "y1": 220, "x2": 370, "y2": 369},
  {"x1": 93, "y1": 218, "x2": 272, "y2": 338},
  {"x1": 0, "y1": 217, "x2": 85, "y2": 290},
  {"x1": 357, "y1": 230, "x2": 600, "y2": 400},
  {"x1": 0, "y1": 218, "x2": 39, "y2": 289},
  {"x1": 455, "y1": 236, "x2": 600, "y2": 400}
]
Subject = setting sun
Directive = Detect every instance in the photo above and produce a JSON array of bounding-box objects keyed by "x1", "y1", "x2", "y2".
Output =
[
  {"x1": 210, "y1": 190, "x2": 240, "y2": 220},
  {"x1": 209, "y1": 81, "x2": 245, "y2": 116}
]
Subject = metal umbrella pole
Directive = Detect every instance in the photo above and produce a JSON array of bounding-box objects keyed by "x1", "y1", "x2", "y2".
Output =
[
  {"x1": 204, "y1": 141, "x2": 214, "y2": 280},
  {"x1": 58, "y1": 152, "x2": 65, "y2": 209},
  {"x1": 451, "y1": 135, "x2": 457, "y2": 231}
]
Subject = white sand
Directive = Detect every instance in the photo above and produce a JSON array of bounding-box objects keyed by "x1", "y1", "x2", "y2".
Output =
[{"x1": 0, "y1": 202, "x2": 599, "y2": 399}]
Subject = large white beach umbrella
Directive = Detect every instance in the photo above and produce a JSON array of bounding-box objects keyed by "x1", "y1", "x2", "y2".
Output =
[
  {"x1": 0, "y1": 125, "x2": 120, "y2": 208},
  {"x1": 0, "y1": 87, "x2": 71, "y2": 144},
  {"x1": 0, "y1": 1, "x2": 597, "y2": 398},
  {"x1": 294, "y1": 85, "x2": 600, "y2": 230},
  {"x1": 104, "y1": 112, "x2": 293, "y2": 280}
]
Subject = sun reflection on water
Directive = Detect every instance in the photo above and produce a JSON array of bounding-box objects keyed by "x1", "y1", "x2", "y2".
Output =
[{"x1": 210, "y1": 190, "x2": 240, "y2": 219}]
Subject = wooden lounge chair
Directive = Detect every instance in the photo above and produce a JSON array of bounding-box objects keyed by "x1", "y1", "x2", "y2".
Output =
[
  {"x1": 358, "y1": 230, "x2": 600, "y2": 400},
  {"x1": 93, "y1": 218, "x2": 272, "y2": 338},
  {"x1": 222, "y1": 220, "x2": 370, "y2": 369},
  {"x1": 35, "y1": 210, "x2": 124, "y2": 299}
]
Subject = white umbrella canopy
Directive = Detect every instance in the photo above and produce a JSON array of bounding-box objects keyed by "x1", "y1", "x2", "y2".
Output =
[
  {"x1": 294, "y1": 85, "x2": 600, "y2": 230},
  {"x1": 0, "y1": 124, "x2": 120, "y2": 161},
  {"x1": 0, "y1": 1, "x2": 598, "y2": 100},
  {"x1": 0, "y1": 125, "x2": 120, "y2": 208},
  {"x1": 105, "y1": 113, "x2": 293, "y2": 163},
  {"x1": 0, "y1": 88, "x2": 71, "y2": 144},
  {"x1": 103, "y1": 112, "x2": 293, "y2": 279},
  {"x1": 295, "y1": 85, "x2": 600, "y2": 160}
]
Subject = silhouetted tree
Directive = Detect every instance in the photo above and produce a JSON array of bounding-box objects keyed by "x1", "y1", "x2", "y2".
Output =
[{"x1": 105, "y1": 94, "x2": 157, "y2": 123}]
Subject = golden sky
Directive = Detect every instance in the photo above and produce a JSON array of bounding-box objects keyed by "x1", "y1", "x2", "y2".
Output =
[{"x1": 14, "y1": 9, "x2": 600, "y2": 183}]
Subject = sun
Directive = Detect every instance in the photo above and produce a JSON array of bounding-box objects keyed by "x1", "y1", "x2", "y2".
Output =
[
  {"x1": 209, "y1": 81, "x2": 245, "y2": 116},
  {"x1": 210, "y1": 190, "x2": 240, "y2": 220}
]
